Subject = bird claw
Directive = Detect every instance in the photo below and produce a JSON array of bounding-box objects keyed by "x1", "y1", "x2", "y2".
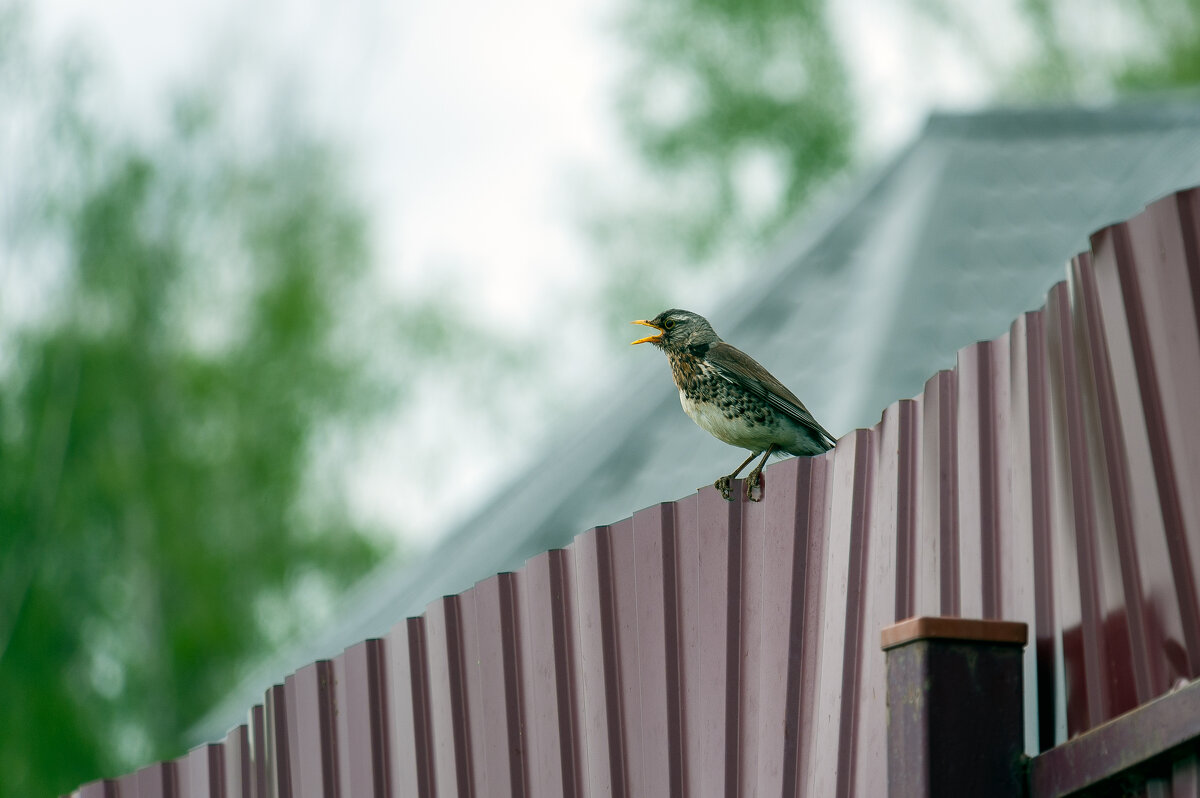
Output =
[
  {"x1": 746, "y1": 469, "x2": 764, "y2": 502},
  {"x1": 714, "y1": 476, "x2": 733, "y2": 501}
]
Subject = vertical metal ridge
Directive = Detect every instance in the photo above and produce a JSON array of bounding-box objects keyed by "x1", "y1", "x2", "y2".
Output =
[
  {"x1": 458, "y1": 585, "x2": 486, "y2": 794},
  {"x1": 458, "y1": 583, "x2": 487, "y2": 792},
  {"x1": 1064, "y1": 247, "x2": 1140, "y2": 722},
  {"x1": 1178, "y1": 189, "x2": 1200, "y2": 332},
  {"x1": 74, "y1": 780, "x2": 119, "y2": 798},
  {"x1": 133, "y1": 762, "x2": 179, "y2": 797},
  {"x1": 518, "y1": 549, "x2": 582, "y2": 797},
  {"x1": 564, "y1": 542, "x2": 594, "y2": 797},
  {"x1": 909, "y1": 391, "x2": 939, "y2": 620},
  {"x1": 548, "y1": 550, "x2": 585, "y2": 798},
  {"x1": 503, "y1": 571, "x2": 531, "y2": 796},
  {"x1": 385, "y1": 617, "x2": 434, "y2": 796},
  {"x1": 1088, "y1": 196, "x2": 1200, "y2": 705},
  {"x1": 979, "y1": 340, "x2": 1003, "y2": 619},
  {"x1": 888, "y1": 400, "x2": 919, "y2": 621},
  {"x1": 181, "y1": 743, "x2": 225, "y2": 798},
  {"x1": 768, "y1": 457, "x2": 812, "y2": 796},
  {"x1": 1107, "y1": 218, "x2": 1200, "y2": 677},
  {"x1": 115, "y1": 771, "x2": 136, "y2": 796},
  {"x1": 672, "y1": 493, "x2": 701, "y2": 795},
  {"x1": 571, "y1": 525, "x2": 627, "y2": 796},
  {"x1": 291, "y1": 660, "x2": 339, "y2": 796},
  {"x1": 629, "y1": 502, "x2": 685, "y2": 796},
  {"x1": 463, "y1": 572, "x2": 525, "y2": 797},
  {"x1": 789, "y1": 456, "x2": 832, "y2": 798},
  {"x1": 957, "y1": 340, "x2": 1002, "y2": 619},
  {"x1": 265, "y1": 683, "x2": 292, "y2": 797},
  {"x1": 834, "y1": 430, "x2": 874, "y2": 798},
  {"x1": 958, "y1": 344, "x2": 984, "y2": 619},
  {"x1": 939, "y1": 370, "x2": 960, "y2": 617},
  {"x1": 920, "y1": 369, "x2": 960, "y2": 616},
  {"x1": 991, "y1": 328, "x2": 1025, "y2": 644},
  {"x1": 657, "y1": 520, "x2": 686, "y2": 798},
  {"x1": 1156, "y1": 189, "x2": 1200, "y2": 681},
  {"x1": 806, "y1": 439, "x2": 856, "y2": 796},
  {"x1": 365, "y1": 640, "x2": 392, "y2": 797},
  {"x1": 199, "y1": 739, "x2": 225, "y2": 796},
  {"x1": 744, "y1": 455, "x2": 799, "y2": 794},
  {"x1": 334, "y1": 639, "x2": 390, "y2": 798},
  {"x1": 1073, "y1": 249, "x2": 1155, "y2": 708},
  {"x1": 608, "y1": 516, "x2": 643, "y2": 793},
  {"x1": 250, "y1": 703, "x2": 268, "y2": 798},
  {"x1": 283, "y1": 672, "x2": 302, "y2": 794},
  {"x1": 854, "y1": 424, "x2": 899, "y2": 797},
  {"x1": 1048, "y1": 280, "x2": 1111, "y2": 732},
  {"x1": 1172, "y1": 186, "x2": 1200, "y2": 443},
  {"x1": 221, "y1": 724, "x2": 251, "y2": 798},
  {"x1": 425, "y1": 595, "x2": 474, "y2": 795},
  {"x1": 735, "y1": 484, "x2": 768, "y2": 796},
  {"x1": 1010, "y1": 309, "x2": 1058, "y2": 751},
  {"x1": 722, "y1": 495, "x2": 745, "y2": 798},
  {"x1": 687, "y1": 485, "x2": 743, "y2": 796}
]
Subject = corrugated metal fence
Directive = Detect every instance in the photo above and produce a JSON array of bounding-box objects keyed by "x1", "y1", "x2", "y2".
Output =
[{"x1": 71, "y1": 187, "x2": 1200, "y2": 796}]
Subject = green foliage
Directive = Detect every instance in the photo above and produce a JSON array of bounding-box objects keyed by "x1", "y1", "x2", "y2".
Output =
[
  {"x1": 589, "y1": 0, "x2": 854, "y2": 322},
  {"x1": 593, "y1": 0, "x2": 1200, "y2": 327},
  {"x1": 1115, "y1": 0, "x2": 1200, "y2": 90},
  {"x1": 0, "y1": 21, "x2": 406, "y2": 798},
  {"x1": 911, "y1": 0, "x2": 1200, "y2": 98}
]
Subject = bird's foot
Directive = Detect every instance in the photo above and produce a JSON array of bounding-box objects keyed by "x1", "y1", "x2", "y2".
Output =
[
  {"x1": 714, "y1": 476, "x2": 734, "y2": 501},
  {"x1": 746, "y1": 468, "x2": 765, "y2": 502}
]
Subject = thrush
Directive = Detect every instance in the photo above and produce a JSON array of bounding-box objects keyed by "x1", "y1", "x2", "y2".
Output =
[{"x1": 632, "y1": 309, "x2": 835, "y2": 501}]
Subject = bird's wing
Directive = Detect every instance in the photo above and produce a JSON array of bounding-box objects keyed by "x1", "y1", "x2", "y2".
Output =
[{"x1": 706, "y1": 342, "x2": 837, "y2": 449}]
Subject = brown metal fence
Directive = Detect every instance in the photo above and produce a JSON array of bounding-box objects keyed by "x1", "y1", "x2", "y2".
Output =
[{"x1": 70, "y1": 187, "x2": 1200, "y2": 796}]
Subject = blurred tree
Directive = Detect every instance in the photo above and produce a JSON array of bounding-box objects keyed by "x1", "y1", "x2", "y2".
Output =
[
  {"x1": 911, "y1": 0, "x2": 1200, "y2": 96},
  {"x1": 0, "y1": 7, "x2": 456, "y2": 794},
  {"x1": 592, "y1": 0, "x2": 1200, "y2": 325},
  {"x1": 586, "y1": 0, "x2": 854, "y2": 322}
]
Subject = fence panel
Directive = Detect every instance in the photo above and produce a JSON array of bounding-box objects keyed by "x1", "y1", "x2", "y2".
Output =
[{"x1": 69, "y1": 188, "x2": 1200, "y2": 796}]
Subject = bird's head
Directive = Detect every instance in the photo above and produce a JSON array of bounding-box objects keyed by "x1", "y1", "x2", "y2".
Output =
[{"x1": 630, "y1": 309, "x2": 720, "y2": 352}]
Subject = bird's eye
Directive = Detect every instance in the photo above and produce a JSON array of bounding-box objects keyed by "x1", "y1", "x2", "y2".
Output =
[{"x1": 664, "y1": 319, "x2": 676, "y2": 330}]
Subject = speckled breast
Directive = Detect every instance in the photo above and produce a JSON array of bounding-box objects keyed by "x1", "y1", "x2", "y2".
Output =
[{"x1": 667, "y1": 352, "x2": 783, "y2": 452}]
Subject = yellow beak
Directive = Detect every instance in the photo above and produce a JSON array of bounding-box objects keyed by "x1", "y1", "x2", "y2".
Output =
[{"x1": 630, "y1": 319, "x2": 664, "y2": 345}]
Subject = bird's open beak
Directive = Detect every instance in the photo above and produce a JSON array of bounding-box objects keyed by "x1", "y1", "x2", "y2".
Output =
[{"x1": 630, "y1": 319, "x2": 664, "y2": 345}]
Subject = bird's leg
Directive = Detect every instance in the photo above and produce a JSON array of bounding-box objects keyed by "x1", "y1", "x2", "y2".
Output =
[
  {"x1": 715, "y1": 450, "x2": 759, "y2": 501},
  {"x1": 745, "y1": 444, "x2": 776, "y2": 502}
]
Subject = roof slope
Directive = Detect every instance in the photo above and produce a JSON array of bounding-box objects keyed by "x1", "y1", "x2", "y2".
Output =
[{"x1": 194, "y1": 100, "x2": 1200, "y2": 741}]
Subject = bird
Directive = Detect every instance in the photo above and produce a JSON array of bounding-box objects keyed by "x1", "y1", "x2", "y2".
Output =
[{"x1": 631, "y1": 309, "x2": 835, "y2": 501}]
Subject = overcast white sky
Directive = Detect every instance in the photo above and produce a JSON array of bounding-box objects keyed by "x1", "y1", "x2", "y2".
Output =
[{"x1": 26, "y1": 0, "x2": 1014, "y2": 544}]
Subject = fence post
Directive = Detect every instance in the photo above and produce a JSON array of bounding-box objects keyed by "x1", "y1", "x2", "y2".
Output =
[{"x1": 882, "y1": 616, "x2": 1028, "y2": 797}]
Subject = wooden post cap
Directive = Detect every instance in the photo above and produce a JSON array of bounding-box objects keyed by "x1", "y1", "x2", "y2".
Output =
[{"x1": 881, "y1": 616, "x2": 1028, "y2": 651}]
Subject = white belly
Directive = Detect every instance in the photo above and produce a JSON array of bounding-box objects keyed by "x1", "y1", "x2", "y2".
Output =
[{"x1": 679, "y1": 390, "x2": 780, "y2": 453}]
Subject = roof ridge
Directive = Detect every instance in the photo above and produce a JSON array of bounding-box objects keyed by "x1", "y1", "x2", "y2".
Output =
[{"x1": 924, "y1": 97, "x2": 1200, "y2": 137}]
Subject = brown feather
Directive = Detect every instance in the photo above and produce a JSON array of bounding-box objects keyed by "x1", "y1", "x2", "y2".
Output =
[{"x1": 705, "y1": 341, "x2": 836, "y2": 449}]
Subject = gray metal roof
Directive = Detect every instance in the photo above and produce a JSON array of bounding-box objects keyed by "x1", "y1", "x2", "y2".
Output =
[{"x1": 193, "y1": 99, "x2": 1200, "y2": 742}]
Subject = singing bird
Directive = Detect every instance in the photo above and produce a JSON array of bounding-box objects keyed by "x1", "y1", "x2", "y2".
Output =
[{"x1": 632, "y1": 309, "x2": 835, "y2": 501}]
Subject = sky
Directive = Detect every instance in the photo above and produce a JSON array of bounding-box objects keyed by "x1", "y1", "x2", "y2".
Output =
[{"x1": 25, "y1": 0, "x2": 1016, "y2": 545}]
